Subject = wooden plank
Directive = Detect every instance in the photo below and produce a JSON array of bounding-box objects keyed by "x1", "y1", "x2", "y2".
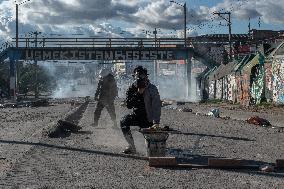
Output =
[
  {"x1": 149, "y1": 157, "x2": 177, "y2": 167},
  {"x1": 208, "y1": 158, "x2": 243, "y2": 167}
]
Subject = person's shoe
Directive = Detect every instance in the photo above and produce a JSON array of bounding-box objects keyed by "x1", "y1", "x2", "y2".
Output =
[{"x1": 122, "y1": 147, "x2": 136, "y2": 154}]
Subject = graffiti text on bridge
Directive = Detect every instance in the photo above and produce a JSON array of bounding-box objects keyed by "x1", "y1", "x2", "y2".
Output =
[{"x1": 24, "y1": 49, "x2": 176, "y2": 61}]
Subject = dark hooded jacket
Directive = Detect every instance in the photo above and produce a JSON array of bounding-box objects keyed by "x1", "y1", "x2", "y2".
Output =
[
  {"x1": 126, "y1": 82, "x2": 161, "y2": 124},
  {"x1": 95, "y1": 74, "x2": 118, "y2": 104}
]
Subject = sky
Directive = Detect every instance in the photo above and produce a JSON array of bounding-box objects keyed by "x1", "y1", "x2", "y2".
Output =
[{"x1": 0, "y1": 0, "x2": 284, "y2": 43}]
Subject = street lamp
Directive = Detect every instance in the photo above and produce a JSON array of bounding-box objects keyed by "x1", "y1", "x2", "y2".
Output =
[
  {"x1": 170, "y1": 0, "x2": 187, "y2": 47},
  {"x1": 16, "y1": 0, "x2": 31, "y2": 48}
]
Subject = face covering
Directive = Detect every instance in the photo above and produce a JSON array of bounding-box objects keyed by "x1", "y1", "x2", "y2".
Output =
[{"x1": 136, "y1": 77, "x2": 147, "y2": 88}]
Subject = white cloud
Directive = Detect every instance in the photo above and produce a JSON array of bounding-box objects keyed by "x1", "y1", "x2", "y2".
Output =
[{"x1": 0, "y1": 0, "x2": 283, "y2": 43}]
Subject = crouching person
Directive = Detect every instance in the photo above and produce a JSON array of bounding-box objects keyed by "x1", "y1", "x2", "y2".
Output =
[{"x1": 120, "y1": 66, "x2": 161, "y2": 154}]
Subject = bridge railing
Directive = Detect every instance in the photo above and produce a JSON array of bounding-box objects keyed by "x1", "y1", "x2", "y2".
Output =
[{"x1": 12, "y1": 37, "x2": 186, "y2": 48}]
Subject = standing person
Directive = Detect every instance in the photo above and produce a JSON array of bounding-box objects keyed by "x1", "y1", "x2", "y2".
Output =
[
  {"x1": 94, "y1": 68, "x2": 118, "y2": 128},
  {"x1": 120, "y1": 66, "x2": 161, "y2": 154}
]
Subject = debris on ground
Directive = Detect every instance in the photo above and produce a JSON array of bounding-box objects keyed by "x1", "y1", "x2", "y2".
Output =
[
  {"x1": 259, "y1": 164, "x2": 274, "y2": 172},
  {"x1": 195, "y1": 112, "x2": 203, "y2": 116},
  {"x1": 0, "y1": 99, "x2": 49, "y2": 108},
  {"x1": 31, "y1": 99, "x2": 49, "y2": 107},
  {"x1": 164, "y1": 104, "x2": 178, "y2": 110},
  {"x1": 178, "y1": 107, "x2": 192, "y2": 112},
  {"x1": 176, "y1": 101, "x2": 186, "y2": 105},
  {"x1": 48, "y1": 120, "x2": 82, "y2": 138},
  {"x1": 207, "y1": 108, "x2": 220, "y2": 117},
  {"x1": 246, "y1": 116, "x2": 271, "y2": 127},
  {"x1": 220, "y1": 116, "x2": 231, "y2": 120},
  {"x1": 85, "y1": 96, "x2": 90, "y2": 101},
  {"x1": 161, "y1": 100, "x2": 174, "y2": 107}
]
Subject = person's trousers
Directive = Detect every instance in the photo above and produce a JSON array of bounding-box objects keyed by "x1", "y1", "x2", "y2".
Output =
[
  {"x1": 120, "y1": 113, "x2": 152, "y2": 134},
  {"x1": 94, "y1": 101, "x2": 117, "y2": 126}
]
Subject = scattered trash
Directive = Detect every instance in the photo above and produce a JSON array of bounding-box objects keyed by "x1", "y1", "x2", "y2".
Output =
[
  {"x1": 207, "y1": 108, "x2": 220, "y2": 117},
  {"x1": 164, "y1": 105, "x2": 177, "y2": 110},
  {"x1": 31, "y1": 99, "x2": 49, "y2": 107},
  {"x1": 161, "y1": 100, "x2": 173, "y2": 107},
  {"x1": 195, "y1": 112, "x2": 203, "y2": 116},
  {"x1": 58, "y1": 120, "x2": 82, "y2": 132},
  {"x1": 220, "y1": 116, "x2": 230, "y2": 120},
  {"x1": 48, "y1": 120, "x2": 82, "y2": 138},
  {"x1": 246, "y1": 116, "x2": 271, "y2": 127},
  {"x1": 259, "y1": 164, "x2": 274, "y2": 172},
  {"x1": 178, "y1": 107, "x2": 192, "y2": 112},
  {"x1": 176, "y1": 101, "x2": 186, "y2": 105},
  {"x1": 85, "y1": 96, "x2": 90, "y2": 102}
]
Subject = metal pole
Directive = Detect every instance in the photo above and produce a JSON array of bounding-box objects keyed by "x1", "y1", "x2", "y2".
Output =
[
  {"x1": 213, "y1": 11, "x2": 232, "y2": 63},
  {"x1": 228, "y1": 12, "x2": 232, "y2": 61},
  {"x1": 16, "y1": 4, "x2": 18, "y2": 48},
  {"x1": 153, "y1": 28, "x2": 157, "y2": 84},
  {"x1": 34, "y1": 31, "x2": 38, "y2": 98},
  {"x1": 184, "y1": 3, "x2": 187, "y2": 47}
]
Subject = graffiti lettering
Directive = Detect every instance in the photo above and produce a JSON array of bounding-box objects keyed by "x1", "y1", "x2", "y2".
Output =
[{"x1": 23, "y1": 49, "x2": 177, "y2": 60}]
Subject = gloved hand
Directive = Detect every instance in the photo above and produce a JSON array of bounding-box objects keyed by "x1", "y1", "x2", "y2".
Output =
[{"x1": 150, "y1": 124, "x2": 161, "y2": 130}]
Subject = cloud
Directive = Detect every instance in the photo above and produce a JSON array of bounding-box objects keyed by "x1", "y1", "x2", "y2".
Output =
[
  {"x1": 210, "y1": 0, "x2": 284, "y2": 24},
  {"x1": 0, "y1": 0, "x2": 283, "y2": 43}
]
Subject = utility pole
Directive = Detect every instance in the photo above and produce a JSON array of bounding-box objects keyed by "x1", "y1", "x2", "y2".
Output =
[
  {"x1": 153, "y1": 28, "x2": 157, "y2": 47},
  {"x1": 153, "y1": 28, "x2": 158, "y2": 84},
  {"x1": 170, "y1": 1, "x2": 187, "y2": 47},
  {"x1": 16, "y1": 0, "x2": 31, "y2": 48},
  {"x1": 213, "y1": 11, "x2": 232, "y2": 62},
  {"x1": 16, "y1": 4, "x2": 18, "y2": 48},
  {"x1": 184, "y1": 2, "x2": 187, "y2": 47},
  {"x1": 248, "y1": 17, "x2": 251, "y2": 34}
]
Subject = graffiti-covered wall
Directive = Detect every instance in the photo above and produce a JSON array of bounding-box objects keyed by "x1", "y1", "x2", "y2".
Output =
[
  {"x1": 271, "y1": 57, "x2": 284, "y2": 103},
  {"x1": 203, "y1": 42, "x2": 284, "y2": 105}
]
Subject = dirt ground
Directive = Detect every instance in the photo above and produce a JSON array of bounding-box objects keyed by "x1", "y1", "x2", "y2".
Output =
[{"x1": 0, "y1": 99, "x2": 283, "y2": 188}]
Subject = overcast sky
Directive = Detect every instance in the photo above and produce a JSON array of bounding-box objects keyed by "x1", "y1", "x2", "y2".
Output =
[{"x1": 0, "y1": 0, "x2": 283, "y2": 42}]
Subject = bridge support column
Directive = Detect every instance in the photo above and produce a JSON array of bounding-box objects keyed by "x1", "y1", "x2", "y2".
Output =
[
  {"x1": 186, "y1": 55, "x2": 192, "y2": 100},
  {"x1": 9, "y1": 60, "x2": 17, "y2": 101}
]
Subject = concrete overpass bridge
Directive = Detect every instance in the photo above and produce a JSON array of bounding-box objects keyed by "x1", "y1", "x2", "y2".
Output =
[{"x1": 0, "y1": 37, "x2": 218, "y2": 99}]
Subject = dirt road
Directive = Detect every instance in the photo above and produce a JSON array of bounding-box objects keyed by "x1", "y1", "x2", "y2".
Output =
[{"x1": 0, "y1": 100, "x2": 283, "y2": 188}]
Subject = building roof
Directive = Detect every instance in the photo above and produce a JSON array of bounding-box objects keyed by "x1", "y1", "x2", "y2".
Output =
[
  {"x1": 267, "y1": 41, "x2": 284, "y2": 58},
  {"x1": 189, "y1": 34, "x2": 250, "y2": 43}
]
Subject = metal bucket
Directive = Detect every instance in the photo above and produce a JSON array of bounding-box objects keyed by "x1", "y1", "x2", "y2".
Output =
[{"x1": 143, "y1": 132, "x2": 169, "y2": 157}]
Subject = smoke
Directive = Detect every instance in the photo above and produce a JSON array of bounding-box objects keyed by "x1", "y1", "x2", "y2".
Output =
[
  {"x1": 39, "y1": 61, "x2": 97, "y2": 98},
  {"x1": 115, "y1": 60, "x2": 201, "y2": 102},
  {"x1": 38, "y1": 60, "x2": 201, "y2": 102}
]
